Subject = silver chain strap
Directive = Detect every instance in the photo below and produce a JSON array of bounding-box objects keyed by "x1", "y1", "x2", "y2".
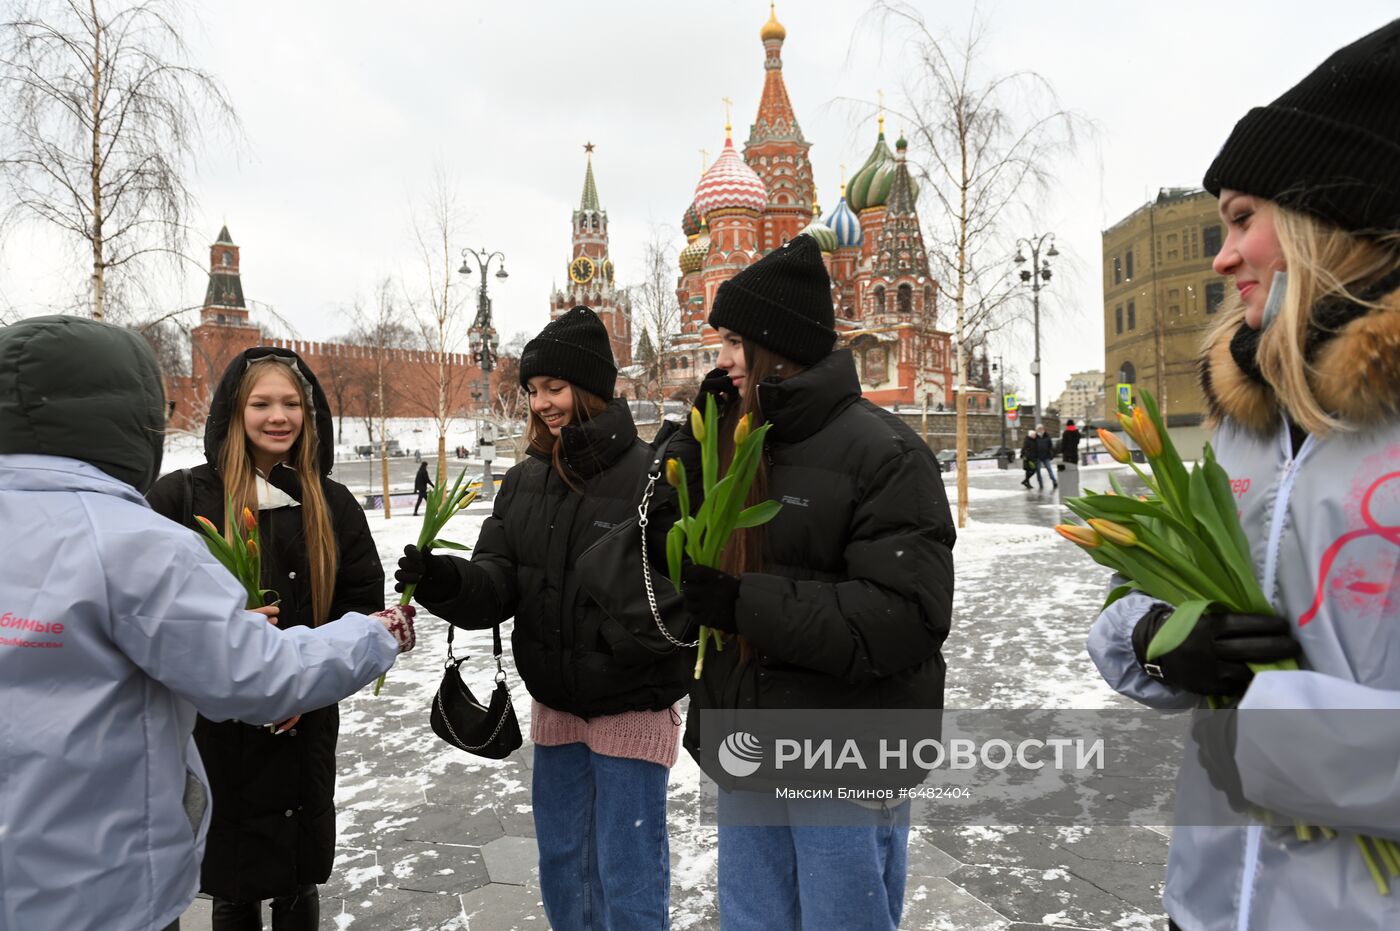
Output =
[{"x1": 637, "y1": 470, "x2": 699, "y2": 649}]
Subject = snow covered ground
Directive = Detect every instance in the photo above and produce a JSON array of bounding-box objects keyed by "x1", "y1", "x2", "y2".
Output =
[{"x1": 180, "y1": 469, "x2": 1169, "y2": 931}]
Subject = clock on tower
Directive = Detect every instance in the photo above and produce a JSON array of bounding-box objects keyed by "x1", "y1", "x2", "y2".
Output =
[{"x1": 569, "y1": 256, "x2": 595, "y2": 284}]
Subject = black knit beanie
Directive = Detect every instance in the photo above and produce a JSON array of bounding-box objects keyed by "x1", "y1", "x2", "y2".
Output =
[
  {"x1": 709, "y1": 233, "x2": 837, "y2": 364},
  {"x1": 1204, "y1": 18, "x2": 1400, "y2": 236},
  {"x1": 519, "y1": 305, "x2": 617, "y2": 400}
]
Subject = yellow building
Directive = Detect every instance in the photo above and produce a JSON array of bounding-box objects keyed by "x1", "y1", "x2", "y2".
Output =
[
  {"x1": 1053, "y1": 370, "x2": 1106, "y2": 424},
  {"x1": 1102, "y1": 187, "x2": 1229, "y2": 432}
]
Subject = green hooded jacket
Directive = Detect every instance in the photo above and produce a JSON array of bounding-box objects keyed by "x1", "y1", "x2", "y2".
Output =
[{"x1": 0, "y1": 315, "x2": 166, "y2": 492}]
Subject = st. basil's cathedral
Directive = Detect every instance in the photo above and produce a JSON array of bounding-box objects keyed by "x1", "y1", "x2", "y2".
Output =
[{"x1": 548, "y1": 4, "x2": 958, "y2": 409}]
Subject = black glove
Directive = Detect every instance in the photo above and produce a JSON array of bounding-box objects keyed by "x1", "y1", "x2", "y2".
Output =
[
  {"x1": 696, "y1": 367, "x2": 740, "y2": 411},
  {"x1": 1132, "y1": 604, "x2": 1300, "y2": 696},
  {"x1": 1192, "y1": 710, "x2": 1249, "y2": 814},
  {"x1": 394, "y1": 544, "x2": 461, "y2": 603},
  {"x1": 681, "y1": 563, "x2": 741, "y2": 635}
]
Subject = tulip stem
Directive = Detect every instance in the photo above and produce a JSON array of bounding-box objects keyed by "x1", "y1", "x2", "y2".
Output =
[{"x1": 1356, "y1": 835, "x2": 1391, "y2": 896}]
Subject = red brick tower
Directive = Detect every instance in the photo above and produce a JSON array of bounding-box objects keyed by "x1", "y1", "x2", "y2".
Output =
[
  {"x1": 744, "y1": 3, "x2": 814, "y2": 253},
  {"x1": 550, "y1": 144, "x2": 633, "y2": 366},
  {"x1": 190, "y1": 225, "x2": 262, "y2": 397}
]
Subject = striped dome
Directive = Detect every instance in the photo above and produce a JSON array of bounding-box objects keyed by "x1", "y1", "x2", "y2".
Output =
[
  {"x1": 681, "y1": 201, "x2": 702, "y2": 237},
  {"x1": 823, "y1": 195, "x2": 862, "y2": 248},
  {"x1": 847, "y1": 132, "x2": 896, "y2": 212},
  {"x1": 694, "y1": 137, "x2": 767, "y2": 218},
  {"x1": 678, "y1": 225, "x2": 711, "y2": 274},
  {"x1": 800, "y1": 219, "x2": 837, "y2": 253}
]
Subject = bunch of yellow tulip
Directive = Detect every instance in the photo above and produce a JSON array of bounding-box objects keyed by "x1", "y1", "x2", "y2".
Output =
[
  {"x1": 1058, "y1": 388, "x2": 1400, "y2": 895},
  {"x1": 666, "y1": 393, "x2": 781, "y2": 679},
  {"x1": 377, "y1": 466, "x2": 476, "y2": 695},
  {"x1": 195, "y1": 497, "x2": 276, "y2": 611}
]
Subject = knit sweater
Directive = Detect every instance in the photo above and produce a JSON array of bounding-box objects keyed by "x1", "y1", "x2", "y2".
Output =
[{"x1": 530, "y1": 700, "x2": 681, "y2": 769}]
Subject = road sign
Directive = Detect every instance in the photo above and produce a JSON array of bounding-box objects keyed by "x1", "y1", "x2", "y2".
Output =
[
  {"x1": 1003, "y1": 393, "x2": 1018, "y2": 411},
  {"x1": 1116, "y1": 383, "x2": 1133, "y2": 413},
  {"x1": 1006, "y1": 410, "x2": 1019, "y2": 425}
]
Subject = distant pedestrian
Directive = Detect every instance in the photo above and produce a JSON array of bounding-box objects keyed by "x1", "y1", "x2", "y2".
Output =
[
  {"x1": 1060, "y1": 419, "x2": 1081, "y2": 465},
  {"x1": 413, "y1": 461, "x2": 434, "y2": 516},
  {"x1": 1019, "y1": 429, "x2": 1037, "y2": 488},
  {"x1": 1034, "y1": 423, "x2": 1058, "y2": 489}
]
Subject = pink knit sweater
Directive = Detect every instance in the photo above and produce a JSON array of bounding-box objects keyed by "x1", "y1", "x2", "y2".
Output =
[{"x1": 531, "y1": 700, "x2": 681, "y2": 769}]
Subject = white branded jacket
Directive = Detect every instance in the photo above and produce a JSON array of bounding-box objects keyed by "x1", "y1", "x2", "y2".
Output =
[{"x1": 0, "y1": 455, "x2": 398, "y2": 931}]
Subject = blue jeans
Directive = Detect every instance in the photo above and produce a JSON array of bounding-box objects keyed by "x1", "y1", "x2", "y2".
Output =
[
  {"x1": 532, "y1": 743, "x2": 671, "y2": 930},
  {"x1": 1035, "y1": 458, "x2": 1058, "y2": 488},
  {"x1": 717, "y1": 791, "x2": 910, "y2": 931}
]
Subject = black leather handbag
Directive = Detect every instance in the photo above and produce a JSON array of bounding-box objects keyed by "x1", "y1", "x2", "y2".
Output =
[
  {"x1": 575, "y1": 429, "x2": 696, "y2": 655},
  {"x1": 429, "y1": 623, "x2": 522, "y2": 759}
]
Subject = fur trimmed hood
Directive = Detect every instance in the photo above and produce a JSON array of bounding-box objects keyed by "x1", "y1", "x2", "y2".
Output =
[{"x1": 1198, "y1": 286, "x2": 1400, "y2": 435}]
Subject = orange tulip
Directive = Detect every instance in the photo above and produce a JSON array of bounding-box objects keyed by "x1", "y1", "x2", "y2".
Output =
[
  {"x1": 1118, "y1": 411, "x2": 1141, "y2": 445},
  {"x1": 733, "y1": 413, "x2": 751, "y2": 446},
  {"x1": 195, "y1": 515, "x2": 220, "y2": 537},
  {"x1": 1056, "y1": 524, "x2": 1103, "y2": 549},
  {"x1": 1131, "y1": 407, "x2": 1163, "y2": 458},
  {"x1": 245, "y1": 538, "x2": 259, "y2": 560},
  {"x1": 242, "y1": 506, "x2": 258, "y2": 534},
  {"x1": 1088, "y1": 518, "x2": 1138, "y2": 547},
  {"x1": 1098, "y1": 428, "x2": 1131, "y2": 464},
  {"x1": 666, "y1": 458, "x2": 683, "y2": 488}
]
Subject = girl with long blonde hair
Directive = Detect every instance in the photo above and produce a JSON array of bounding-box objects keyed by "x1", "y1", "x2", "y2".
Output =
[
  {"x1": 148, "y1": 347, "x2": 386, "y2": 930},
  {"x1": 1087, "y1": 19, "x2": 1400, "y2": 931}
]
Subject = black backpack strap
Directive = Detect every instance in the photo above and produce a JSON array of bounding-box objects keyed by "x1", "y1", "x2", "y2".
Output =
[{"x1": 181, "y1": 468, "x2": 196, "y2": 531}]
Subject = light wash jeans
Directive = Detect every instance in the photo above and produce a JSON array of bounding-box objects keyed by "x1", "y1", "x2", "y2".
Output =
[
  {"x1": 716, "y1": 790, "x2": 910, "y2": 931},
  {"x1": 532, "y1": 743, "x2": 671, "y2": 931},
  {"x1": 1035, "y1": 457, "x2": 1058, "y2": 488}
]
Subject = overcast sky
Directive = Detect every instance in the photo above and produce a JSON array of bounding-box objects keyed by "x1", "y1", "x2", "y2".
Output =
[{"x1": 3, "y1": 0, "x2": 1396, "y2": 402}]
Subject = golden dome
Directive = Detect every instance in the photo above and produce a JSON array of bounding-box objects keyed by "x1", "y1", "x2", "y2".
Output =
[{"x1": 760, "y1": 2, "x2": 786, "y2": 41}]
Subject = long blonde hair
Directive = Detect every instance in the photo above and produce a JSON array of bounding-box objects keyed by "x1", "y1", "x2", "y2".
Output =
[
  {"x1": 1206, "y1": 206, "x2": 1400, "y2": 435},
  {"x1": 219, "y1": 358, "x2": 338, "y2": 624}
]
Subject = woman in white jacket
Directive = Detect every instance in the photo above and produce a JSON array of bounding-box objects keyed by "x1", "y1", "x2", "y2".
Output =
[
  {"x1": 1088, "y1": 18, "x2": 1400, "y2": 931},
  {"x1": 0, "y1": 316, "x2": 416, "y2": 931}
]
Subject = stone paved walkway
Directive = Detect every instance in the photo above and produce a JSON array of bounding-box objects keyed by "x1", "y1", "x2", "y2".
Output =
[{"x1": 182, "y1": 464, "x2": 1171, "y2": 930}]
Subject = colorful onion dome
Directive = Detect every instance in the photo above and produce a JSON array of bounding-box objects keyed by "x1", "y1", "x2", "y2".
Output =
[
  {"x1": 760, "y1": 2, "x2": 786, "y2": 42},
  {"x1": 678, "y1": 224, "x2": 711, "y2": 275},
  {"x1": 681, "y1": 200, "x2": 702, "y2": 238},
  {"x1": 800, "y1": 217, "x2": 837, "y2": 253},
  {"x1": 694, "y1": 136, "x2": 767, "y2": 218},
  {"x1": 823, "y1": 190, "x2": 863, "y2": 248},
  {"x1": 847, "y1": 130, "x2": 896, "y2": 212}
]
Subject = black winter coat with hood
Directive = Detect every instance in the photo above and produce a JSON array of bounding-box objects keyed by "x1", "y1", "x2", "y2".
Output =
[
  {"x1": 146, "y1": 347, "x2": 383, "y2": 902},
  {"x1": 665, "y1": 350, "x2": 956, "y2": 770},
  {"x1": 417, "y1": 399, "x2": 692, "y2": 719}
]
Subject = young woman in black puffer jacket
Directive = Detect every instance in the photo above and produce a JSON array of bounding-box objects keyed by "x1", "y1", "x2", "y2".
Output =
[
  {"x1": 148, "y1": 347, "x2": 384, "y2": 930},
  {"x1": 669, "y1": 235, "x2": 957, "y2": 930},
  {"x1": 395, "y1": 307, "x2": 691, "y2": 931}
]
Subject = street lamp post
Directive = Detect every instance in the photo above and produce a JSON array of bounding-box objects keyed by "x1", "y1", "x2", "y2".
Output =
[
  {"x1": 458, "y1": 247, "x2": 508, "y2": 500},
  {"x1": 1013, "y1": 233, "x2": 1058, "y2": 421},
  {"x1": 991, "y1": 355, "x2": 1006, "y2": 451}
]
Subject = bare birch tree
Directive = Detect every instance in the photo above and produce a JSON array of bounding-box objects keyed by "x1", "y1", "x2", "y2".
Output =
[
  {"x1": 0, "y1": 0, "x2": 240, "y2": 320},
  {"x1": 871, "y1": 0, "x2": 1082, "y2": 527},
  {"x1": 629, "y1": 229, "x2": 679, "y2": 414},
  {"x1": 408, "y1": 169, "x2": 469, "y2": 486},
  {"x1": 349, "y1": 278, "x2": 413, "y2": 518}
]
